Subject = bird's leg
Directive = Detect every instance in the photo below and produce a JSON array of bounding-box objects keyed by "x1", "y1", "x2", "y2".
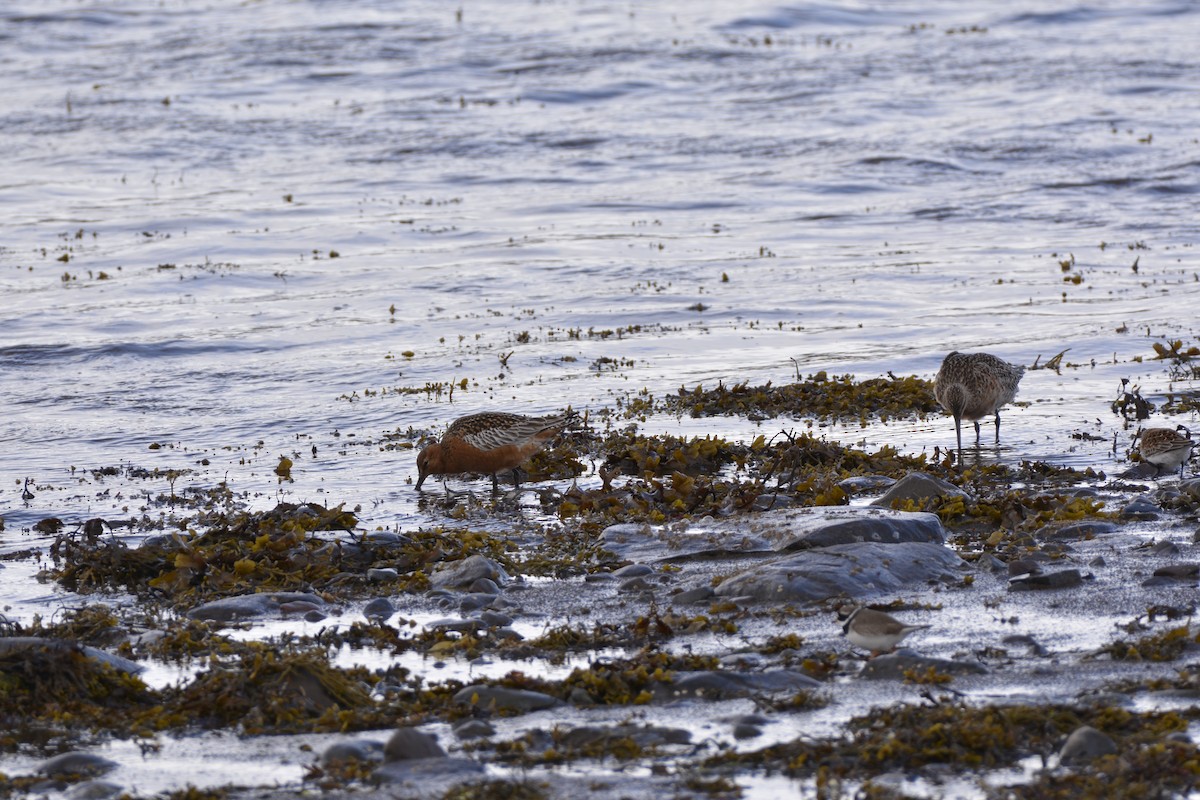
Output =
[
  {"x1": 954, "y1": 416, "x2": 964, "y2": 464},
  {"x1": 973, "y1": 420, "x2": 982, "y2": 442},
  {"x1": 491, "y1": 472, "x2": 500, "y2": 492},
  {"x1": 994, "y1": 412, "x2": 1001, "y2": 443}
]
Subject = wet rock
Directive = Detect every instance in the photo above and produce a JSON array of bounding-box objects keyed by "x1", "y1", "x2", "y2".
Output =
[
  {"x1": 322, "y1": 739, "x2": 385, "y2": 766},
  {"x1": 1153, "y1": 563, "x2": 1199, "y2": 579},
  {"x1": 304, "y1": 610, "x2": 328, "y2": 623},
  {"x1": 601, "y1": 507, "x2": 944, "y2": 564},
  {"x1": 453, "y1": 684, "x2": 559, "y2": 712},
  {"x1": 469, "y1": 577, "x2": 502, "y2": 594},
  {"x1": 363, "y1": 597, "x2": 394, "y2": 621},
  {"x1": 65, "y1": 781, "x2": 123, "y2": 800},
  {"x1": 1002, "y1": 634, "x2": 1049, "y2": 657},
  {"x1": 613, "y1": 563, "x2": 653, "y2": 578},
  {"x1": 750, "y1": 493, "x2": 793, "y2": 511},
  {"x1": 619, "y1": 576, "x2": 651, "y2": 592},
  {"x1": 459, "y1": 593, "x2": 499, "y2": 612},
  {"x1": 667, "y1": 669, "x2": 820, "y2": 699},
  {"x1": 186, "y1": 592, "x2": 326, "y2": 622},
  {"x1": 372, "y1": 756, "x2": 483, "y2": 788},
  {"x1": 1152, "y1": 540, "x2": 1181, "y2": 557},
  {"x1": 427, "y1": 618, "x2": 483, "y2": 633},
  {"x1": 453, "y1": 719, "x2": 495, "y2": 740},
  {"x1": 713, "y1": 541, "x2": 965, "y2": 603},
  {"x1": 493, "y1": 627, "x2": 523, "y2": 641},
  {"x1": 732, "y1": 723, "x2": 762, "y2": 739},
  {"x1": 430, "y1": 555, "x2": 507, "y2": 590},
  {"x1": 1089, "y1": 556, "x2": 1107, "y2": 568},
  {"x1": 837, "y1": 475, "x2": 896, "y2": 494},
  {"x1": 384, "y1": 728, "x2": 446, "y2": 761},
  {"x1": 870, "y1": 471, "x2": 972, "y2": 507},
  {"x1": 0, "y1": 637, "x2": 143, "y2": 675},
  {"x1": 1179, "y1": 478, "x2": 1200, "y2": 502},
  {"x1": 1008, "y1": 569, "x2": 1090, "y2": 591},
  {"x1": 1007, "y1": 557, "x2": 1043, "y2": 577},
  {"x1": 977, "y1": 554, "x2": 1006, "y2": 573},
  {"x1": 478, "y1": 610, "x2": 513, "y2": 628},
  {"x1": 1059, "y1": 725, "x2": 1117, "y2": 765},
  {"x1": 39, "y1": 752, "x2": 119, "y2": 778},
  {"x1": 367, "y1": 567, "x2": 399, "y2": 581},
  {"x1": 1122, "y1": 495, "x2": 1161, "y2": 519},
  {"x1": 858, "y1": 651, "x2": 988, "y2": 680},
  {"x1": 671, "y1": 585, "x2": 715, "y2": 605},
  {"x1": 1038, "y1": 521, "x2": 1119, "y2": 541},
  {"x1": 559, "y1": 724, "x2": 690, "y2": 749}
]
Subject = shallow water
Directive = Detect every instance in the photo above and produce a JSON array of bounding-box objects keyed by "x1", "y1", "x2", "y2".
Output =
[{"x1": 3, "y1": 0, "x2": 1200, "y2": 795}]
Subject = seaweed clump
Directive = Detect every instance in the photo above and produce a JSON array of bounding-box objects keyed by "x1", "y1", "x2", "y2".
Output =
[{"x1": 662, "y1": 372, "x2": 940, "y2": 426}]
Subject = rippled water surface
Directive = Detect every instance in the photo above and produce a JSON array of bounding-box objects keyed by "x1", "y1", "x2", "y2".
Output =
[{"x1": 3, "y1": 0, "x2": 1200, "y2": 794}]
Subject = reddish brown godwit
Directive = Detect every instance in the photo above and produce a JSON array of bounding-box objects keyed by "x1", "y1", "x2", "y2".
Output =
[
  {"x1": 1137, "y1": 425, "x2": 1194, "y2": 478},
  {"x1": 415, "y1": 410, "x2": 575, "y2": 491},
  {"x1": 934, "y1": 351, "x2": 1025, "y2": 456}
]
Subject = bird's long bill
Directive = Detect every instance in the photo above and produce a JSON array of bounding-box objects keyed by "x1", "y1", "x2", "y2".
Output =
[{"x1": 415, "y1": 468, "x2": 427, "y2": 490}]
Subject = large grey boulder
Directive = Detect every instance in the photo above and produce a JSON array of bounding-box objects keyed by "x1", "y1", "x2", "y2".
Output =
[
  {"x1": 601, "y1": 507, "x2": 946, "y2": 564},
  {"x1": 870, "y1": 472, "x2": 971, "y2": 508},
  {"x1": 713, "y1": 541, "x2": 965, "y2": 603},
  {"x1": 186, "y1": 592, "x2": 326, "y2": 621}
]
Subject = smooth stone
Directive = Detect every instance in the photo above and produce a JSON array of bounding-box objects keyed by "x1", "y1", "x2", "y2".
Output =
[
  {"x1": 1059, "y1": 725, "x2": 1117, "y2": 765},
  {"x1": 583, "y1": 573, "x2": 616, "y2": 583},
  {"x1": 453, "y1": 684, "x2": 559, "y2": 712},
  {"x1": 65, "y1": 781, "x2": 124, "y2": 800},
  {"x1": 619, "y1": 577, "x2": 651, "y2": 592},
  {"x1": 367, "y1": 568, "x2": 399, "y2": 581},
  {"x1": 1037, "y1": 521, "x2": 1119, "y2": 540},
  {"x1": 459, "y1": 592, "x2": 499, "y2": 611},
  {"x1": 429, "y1": 555, "x2": 507, "y2": 590},
  {"x1": 858, "y1": 651, "x2": 989, "y2": 680},
  {"x1": 977, "y1": 554, "x2": 1006, "y2": 573},
  {"x1": 870, "y1": 471, "x2": 972, "y2": 507},
  {"x1": 39, "y1": 752, "x2": 119, "y2": 778},
  {"x1": 427, "y1": 618, "x2": 482, "y2": 633},
  {"x1": 559, "y1": 725, "x2": 690, "y2": 749},
  {"x1": 613, "y1": 563, "x2": 654, "y2": 578},
  {"x1": 667, "y1": 669, "x2": 820, "y2": 699},
  {"x1": 1008, "y1": 569, "x2": 1089, "y2": 591},
  {"x1": 837, "y1": 475, "x2": 897, "y2": 494},
  {"x1": 453, "y1": 719, "x2": 495, "y2": 740},
  {"x1": 1122, "y1": 496, "x2": 1161, "y2": 518},
  {"x1": 1153, "y1": 563, "x2": 1200, "y2": 579},
  {"x1": 187, "y1": 592, "x2": 326, "y2": 622},
  {"x1": 323, "y1": 739, "x2": 385, "y2": 766},
  {"x1": 600, "y1": 507, "x2": 946, "y2": 565},
  {"x1": 384, "y1": 728, "x2": 446, "y2": 761},
  {"x1": 1001, "y1": 634, "x2": 1049, "y2": 657},
  {"x1": 713, "y1": 541, "x2": 965, "y2": 604},
  {"x1": 363, "y1": 597, "x2": 395, "y2": 621},
  {"x1": 372, "y1": 757, "x2": 483, "y2": 786},
  {"x1": 304, "y1": 610, "x2": 328, "y2": 623},
  {"x1": 468, "y1": 577, "x2": 502, "y2": 594},
  {"x1": 671, "y1": 585, "x2": 715, "y2": 605},
  {"x1": 478, "y1": 611, "x2": 513, "y2": 628},
  {"x1": 493, "y1": 627, "x2": 524, "y2": 641},
  {"x1": 0, "y1": 637, "x2": 144, "y2": 675},
  {"x1": 750, "y1": 493, "x2": 793, "y2": 511},
  {"x1": 1152, "y1": 540, "x2": 1181, "y2": 557},
  {"x1": 732, "y1": 723, "x2": 762, "y2": 739}
]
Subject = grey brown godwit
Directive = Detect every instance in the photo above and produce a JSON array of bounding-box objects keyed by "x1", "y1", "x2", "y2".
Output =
[
  {"x1": 934, "y1": 351, "x2": 1025, "y2": 455},
  {"x1": 1137, "y1": 425, "x2": 1194, "y2": 478},
  {"x1": 415, "y1": 410, "x2": 575, "y2": 491}
]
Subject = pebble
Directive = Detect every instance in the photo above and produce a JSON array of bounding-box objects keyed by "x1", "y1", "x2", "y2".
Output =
[
  {"x1": 367, "y1": 567, "x2": 399, "y2": 581},
  {"x1": 1008, "y1": 569, "x2": 1089, "y2": 591},
  {"x1": 613, "y1": 563, "x2": 654, "y2": 578},
  {"x1": 453, "y1": 684, "x2": 559, "y2": 712},
  {"x1": 619, "y1": 577, "x2": 651, "y2": 592},
  {"x1": 459, "y1": 593, "x2": 499, "y2": 612},
  {"x1": 732, "y1": 723, "x2": 762, "y2": 739},
  {"x1": 304, "y1": 610, "x2": 328, "y2": 623}
]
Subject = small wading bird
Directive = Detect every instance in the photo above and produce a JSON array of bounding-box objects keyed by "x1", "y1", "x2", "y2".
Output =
[
  {"x1": 415, "y1": 410, "x2": 576, "y2": 491},
  {"x1": 838, "y1": 605, "x2": 930, "y2": 657},
  {"x1": 1136, "y1": 425, "x2": 1195, "y2": 478},
  {"x1": 934, "y1": 351, "x2": 1025, "y2": 456}
]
